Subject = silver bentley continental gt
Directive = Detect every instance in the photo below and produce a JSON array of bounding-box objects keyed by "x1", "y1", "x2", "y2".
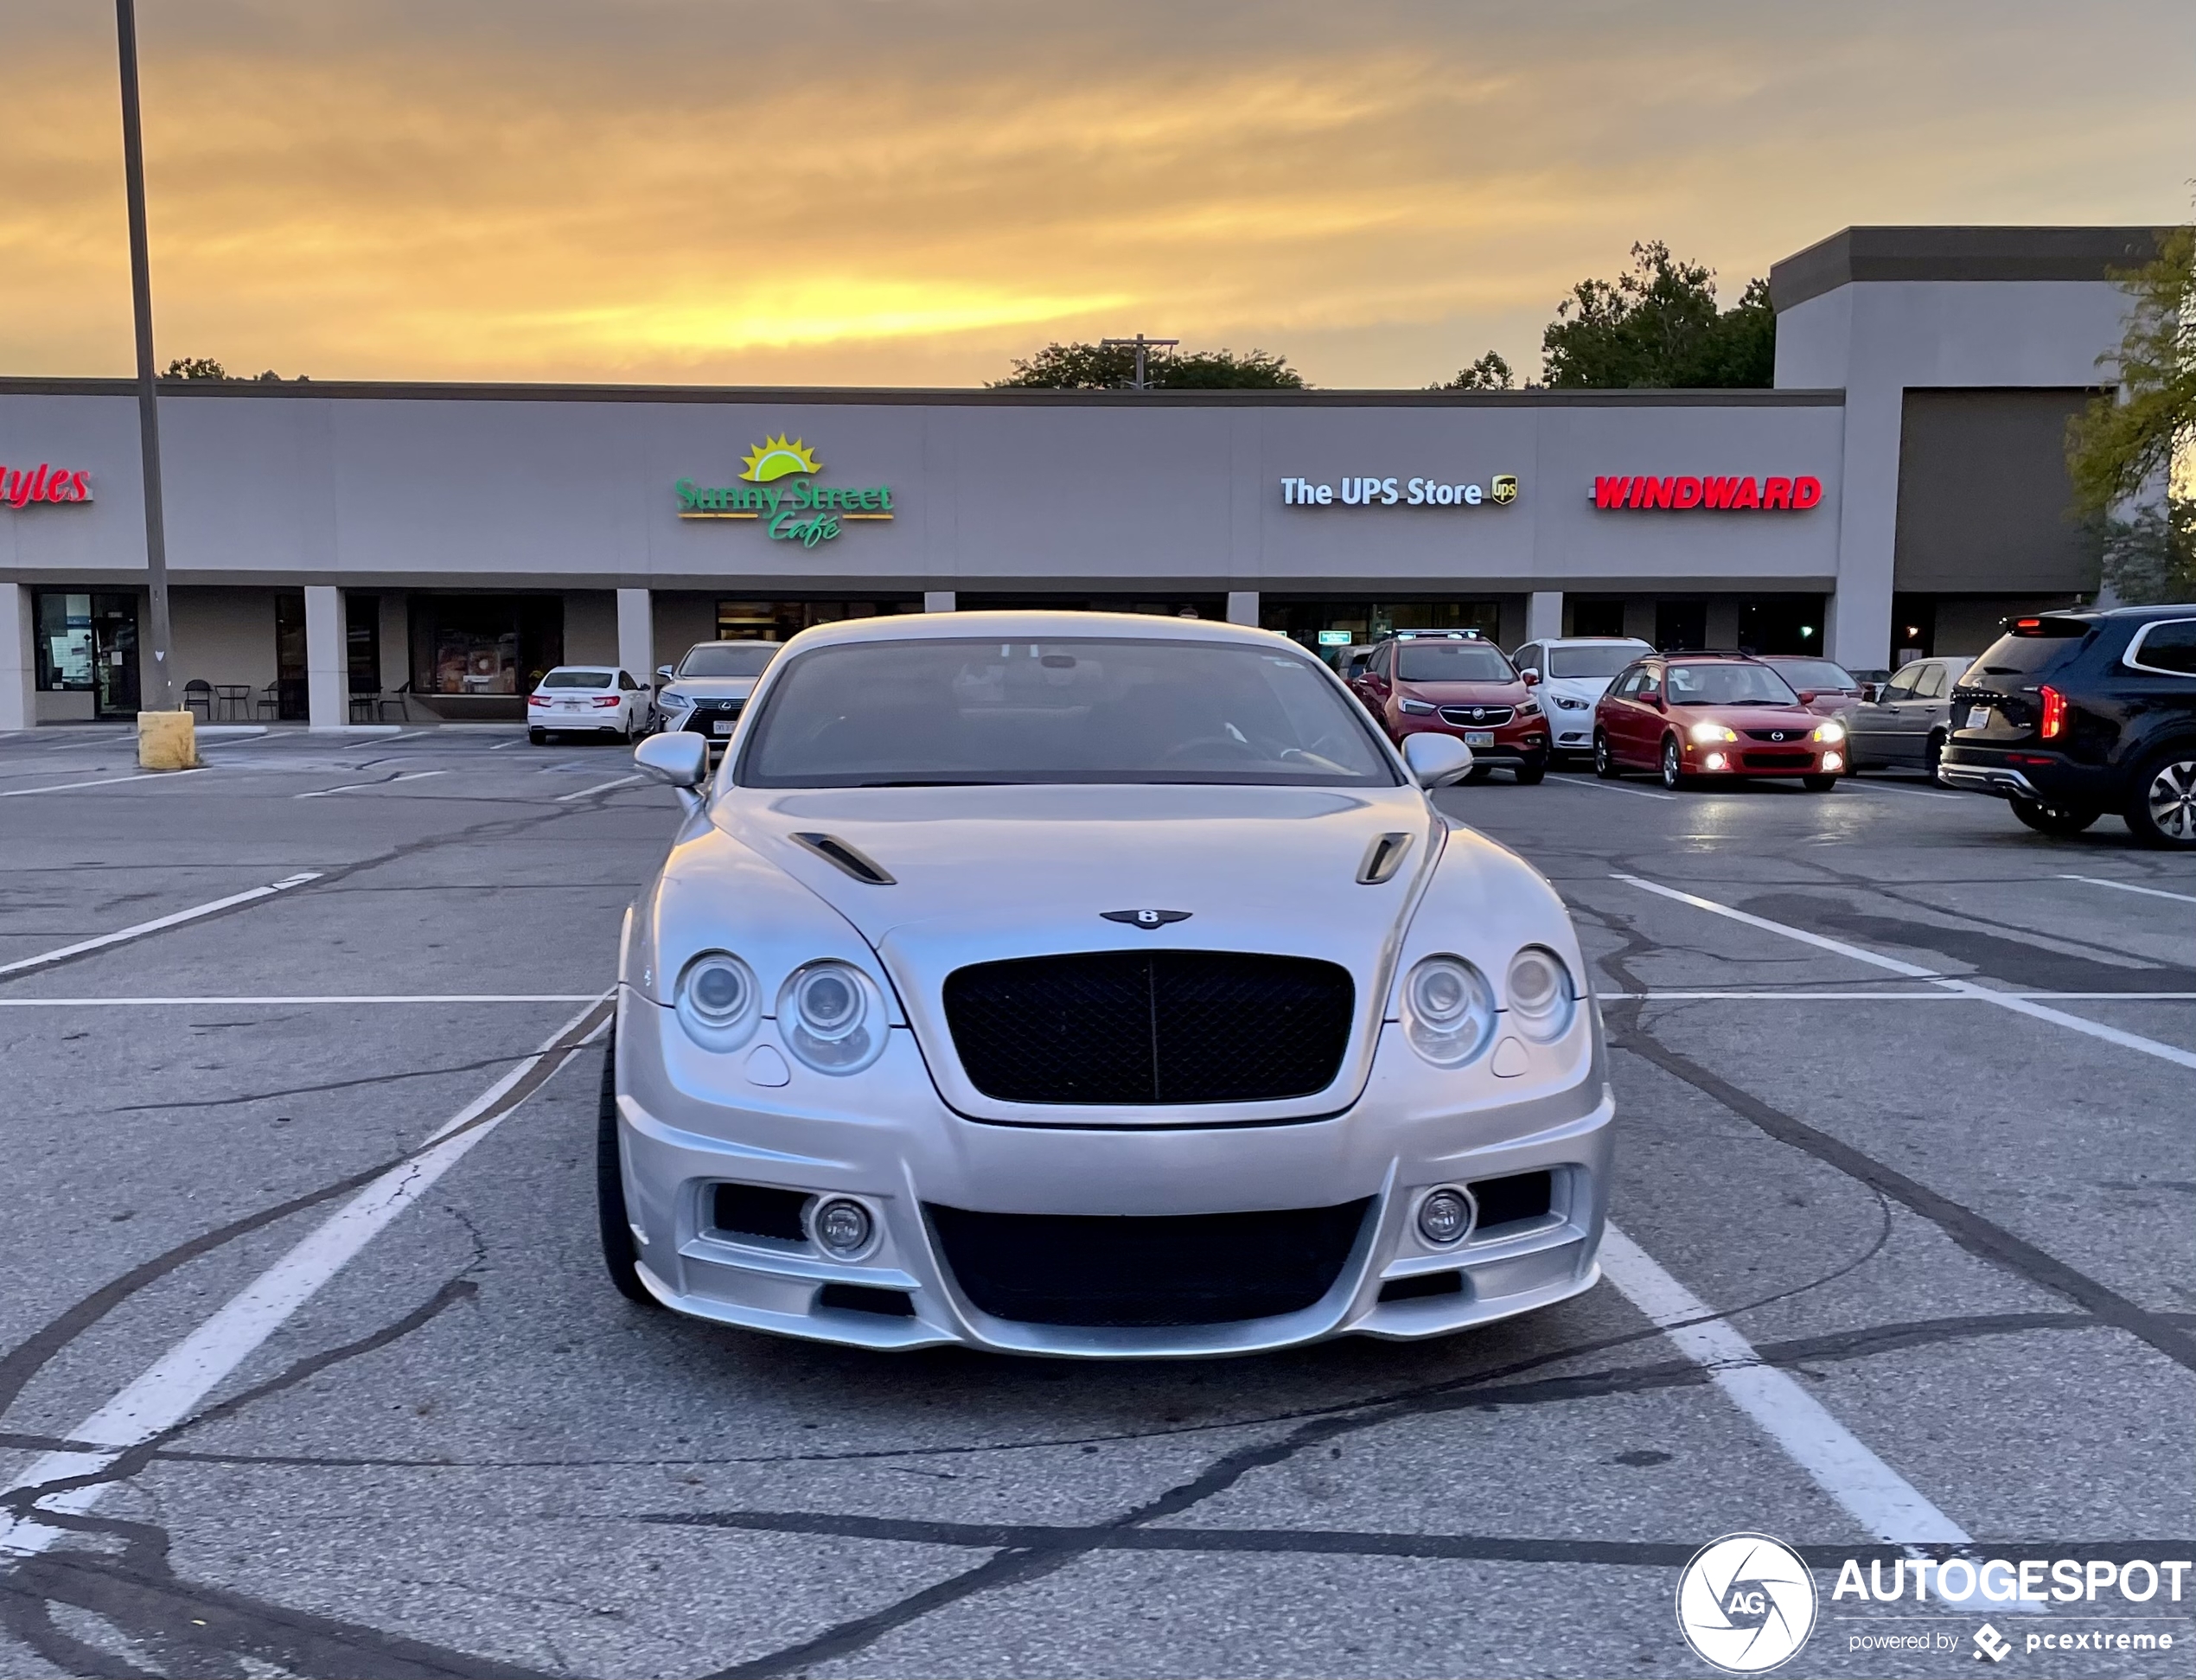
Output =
[{"x1": 604, "y1": 611, "x2": 1612, "y2": 1357}]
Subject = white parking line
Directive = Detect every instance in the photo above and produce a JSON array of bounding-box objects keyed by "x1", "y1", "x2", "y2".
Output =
[
  {"x1": 0, "y1": 995, "x2": 612, "y2": 1559},
  {"x1": 1599, "y1": 1223, "x2": 1967, "y2": 1546},
  {"x1": 1616, "y1": 873, "x2": 2196, "y2": 1073},
  {"x1": 0, "y1": 769, "x2": 209, "y2": 799},
  {"x1": 1551, "y1": 776, "x2": 1677, "y2": 802},
  {"x1": 2060, "y1": 874, "x2": 2196, "y2": 907},
  {"x1": 1599, "y1": 989, "x2": 2196, "y2": 1001},
  {"x1": 1849, "y1": 779, "x2": 1963, "y2": 801},
  {"x1": 553, "y1": 774, "x2": 644, "y2": 802},
  {"x1": 0, "y1": 874, "x2": 323, "y2": 979},
  {"x1": 0, "y1": 994, "x2": 601, "y2": 1006}
]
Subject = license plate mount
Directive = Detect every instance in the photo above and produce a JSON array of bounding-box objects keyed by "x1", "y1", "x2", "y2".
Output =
[
  {"x1": 1966, "y1": 706, "x2": 1989, "y2": 730},
  {"x1": 1465, "y1": 730, "x2": 1495, "y2": 748},
  {"x1": 712, "y1": 719, "x2": 736, "y2": 736}
]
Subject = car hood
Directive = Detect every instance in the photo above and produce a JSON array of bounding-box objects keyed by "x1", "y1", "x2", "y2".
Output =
[
  {"x1": 1668, "y1": 704, "x2": 1823, "y2": 731},
  {"x1": 1395, "y1": 681, "x2": 1529, "y2": 705},
  {"x1": 1541, "y1": 675, "x2": 1615, "y2": 703},
  {"x1": 662, "y1": 676, "x2": 760, "y2": 702},
  {"x1": 705, "y1": 782, "x2": 1452, "y2": 1124}
]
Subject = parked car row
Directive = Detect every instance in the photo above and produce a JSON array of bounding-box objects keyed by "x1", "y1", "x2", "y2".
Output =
[{"x1": 527, "y1": 641, "x2": 783, "y2": 745}]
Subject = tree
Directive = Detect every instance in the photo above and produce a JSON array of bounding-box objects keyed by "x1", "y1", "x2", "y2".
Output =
[
  {"x1": 992, "y1": 342, "x2": 1304, "y2": 389},
  {"x1": 2065, "y1": 222, "x2": 2193, "y2": 555},
  {"x1": 1434, "y1": 351, "x2": 1514, "y2": 391},
  {"x1": 163, "y1": 357, "x2": 301, "y2": 381},
  {"x1": 2084, "y1": 502, "x2": 2195, "y2": 606},
  {"x1": 1539, "y1": 242, "x2": 1776, "y2": 388}
]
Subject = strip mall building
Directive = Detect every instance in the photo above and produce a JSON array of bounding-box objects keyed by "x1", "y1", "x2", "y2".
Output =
[{"x1": 0, "y1": 225, "x2": 2158, "y2": 729}]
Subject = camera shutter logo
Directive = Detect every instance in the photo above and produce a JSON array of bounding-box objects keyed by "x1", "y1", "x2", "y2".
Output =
[{"x1": 1676, "y1": 1533, "x2": 1817, "y2": 1673}]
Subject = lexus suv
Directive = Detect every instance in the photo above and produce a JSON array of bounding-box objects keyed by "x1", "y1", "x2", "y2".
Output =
[
  {"x1": 1940, "y1": 606, "x2": 2196, "y2": 846},
  {"x1": 1350, "y1": 631, "x2": 1549, "y2": 783},
  {"x1": 653, "y1": 641, "x2": 782, "y2": 747}
]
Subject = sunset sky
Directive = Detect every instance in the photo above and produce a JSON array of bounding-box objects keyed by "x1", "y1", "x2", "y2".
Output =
[{"x1": 3, "y1": 0, "x2": 2191, "y2": 390}]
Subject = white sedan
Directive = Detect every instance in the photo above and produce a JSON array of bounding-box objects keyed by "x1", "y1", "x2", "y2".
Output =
[
  {"x1": 527, "y1": 666, "x2": 651, "y2": 744},
  {"x1": 605, "y1": 612, "x2": 1612, "y2": 1357}
]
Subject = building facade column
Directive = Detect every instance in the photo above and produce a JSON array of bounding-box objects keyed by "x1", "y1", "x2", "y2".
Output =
[
  {"x1": 616, "y1": 587, "x2": 654, "y2": 679},
  {"x1": 922, "y1": 591, "x2": 956, "y2": 614},
  {"x1": 1225, "y1": 591, "x2": 1259, "y2": 627},
  {"x1": 1525, "y1": 591, "x2": 1563, "y2": 643},
  {"x1": 304, "y1": 585, "x2": 345, "y2": 730},
  {"x1": 2, "y1": 584, "x2": 34, "y2": 732}
]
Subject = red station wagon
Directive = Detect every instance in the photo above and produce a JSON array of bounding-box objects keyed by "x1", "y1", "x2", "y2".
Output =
[
  {"x1": 1350, "y1": 631, "x2": 1549, "y2": 783},
  {"x1": 1593, "y1": 653, "x2": 1847, "y2": 791}
]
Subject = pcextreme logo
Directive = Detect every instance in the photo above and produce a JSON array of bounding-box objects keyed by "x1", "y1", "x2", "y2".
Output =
[{"x1": 674, "y1": 435, "x2": 894, "y2": 547}]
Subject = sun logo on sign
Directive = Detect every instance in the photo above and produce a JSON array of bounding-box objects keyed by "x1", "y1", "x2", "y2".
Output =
[{"x1": 739, "y1": 435, "x2": 821, "y2": 483}]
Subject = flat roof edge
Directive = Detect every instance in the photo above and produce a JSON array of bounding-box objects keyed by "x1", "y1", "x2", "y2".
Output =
[
  {"x1": 1770, "y1": 225, "x2": 2173, "y2": 312},
  {"x1": 0, "y1": 376, "x2": 1844, "y2": 408}
]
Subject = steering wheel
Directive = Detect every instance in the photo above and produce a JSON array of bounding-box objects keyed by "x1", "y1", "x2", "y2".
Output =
[{"x1": 1158, "y1": 734, "x2": 1263, "y2": 764}]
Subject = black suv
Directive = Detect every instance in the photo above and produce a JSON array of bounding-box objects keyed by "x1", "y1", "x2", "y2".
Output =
[{"x1": 1940, "y1": 605, "x2": 2196, "y2": 846}]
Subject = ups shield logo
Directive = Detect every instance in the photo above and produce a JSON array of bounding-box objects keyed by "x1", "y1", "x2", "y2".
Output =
[{"x1": 1491, "y1": 474, "x2": 1520, "y2": 505}]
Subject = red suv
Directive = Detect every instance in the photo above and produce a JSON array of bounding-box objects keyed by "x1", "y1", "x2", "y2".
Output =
[
  {"x1": 1593, "y1": 653, "x2": 1846, "y2": 791},
  {"x1": 1350, "y1": 631, "x2": 1548, "y2": 783}
]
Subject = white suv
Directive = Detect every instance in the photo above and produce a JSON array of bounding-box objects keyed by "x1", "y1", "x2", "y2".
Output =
[{"x1": 1510, "y1": 636, "x2": 1654, "y2": 758}]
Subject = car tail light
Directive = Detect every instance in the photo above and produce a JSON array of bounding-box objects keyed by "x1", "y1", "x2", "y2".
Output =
[
  {"x1": 527, "y1": 694, "x2": 550, "y2": 707},
  {"x1": 2039, "y1": 685, "x2": 2065, "y2": 739},
  {"x1": 592, "y1": 694, "x2": 622, "y2": 708}
]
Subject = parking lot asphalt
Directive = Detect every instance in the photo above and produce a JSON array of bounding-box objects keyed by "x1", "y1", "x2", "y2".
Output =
[{"x1": 0, "y1": 724, "x2": 2190, "y2": 1679}]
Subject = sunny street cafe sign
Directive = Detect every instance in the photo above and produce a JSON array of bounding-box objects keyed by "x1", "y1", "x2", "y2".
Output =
[{"x1": 676, "y1": 435, "x2": 893, "y2": 547}]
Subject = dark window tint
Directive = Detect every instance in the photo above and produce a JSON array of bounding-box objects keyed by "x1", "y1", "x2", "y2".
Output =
[
  {"x1": 1663, "y1": 663, "x2": 1799, "y2": 706},
  {"x1": 2130, "y1": 620, "x2": 2196, "y2": 675},
  {"x1": 1764, "y1": 659, "x2": 1856, "y2": 693},
  {"x1": 540, "y1": 669, "x2": 613, "y2": 689},
  {"x1": 1975, "y1": 623, "x2": 2093, "y2": 677},
  {"x1": 1395, "y1": 642, "x2": 1516, "y2": 682},
  {"x1": 679, "y1": 643, "x2": 781, "y2": 678}
]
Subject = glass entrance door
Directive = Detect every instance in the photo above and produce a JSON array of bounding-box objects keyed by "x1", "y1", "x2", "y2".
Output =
[{"x1": 91, "y1": 593, "x2": 141, "y2": 718}]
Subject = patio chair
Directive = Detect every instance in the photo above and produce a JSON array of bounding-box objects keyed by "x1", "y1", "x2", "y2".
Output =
[
  {"x1": 377, "y1": 680, "x2": 412, "y2": 723},
  {"x1": 255, "y1": 682, "x2": 282, "y2": 720},
  {"x1": 348, "y1": 676, "x2": 379, "y2": 724},
  {"x1": 182, "y1": 680, "x2": 213, "y2": 720}
]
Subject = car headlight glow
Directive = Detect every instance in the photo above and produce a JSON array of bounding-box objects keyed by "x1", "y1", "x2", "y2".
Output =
[
  {"x1": 1813, "y1": 719, "x2": 1845, "y2": 744},
  {"x1": 674, "y1": 950, "x2": 761, "y2": 1051},
  {"x1": 1505, "y1": 945, "x2": 1576, "y2": 1042},
  {"x1": 778, "y1": 961, "x2": 889, "y2": 1074},
  {"x1": 1688, "y1": 722, "x2": 1739, "y2": 744},
  {"x1": 1554, "y1": 694, "x2": 1589, "y2": 710},
  {"x1": 1401, "y1": 955, "x2": 1497, "y2": 1067},
  {"x1": 1398, "y1": 697, "x2": 1437, "y2": 716}
]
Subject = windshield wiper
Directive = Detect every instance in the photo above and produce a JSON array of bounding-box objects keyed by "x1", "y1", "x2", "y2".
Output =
[{"x1": 853, "y1": 778, "x2": 1015, "y2": 787}]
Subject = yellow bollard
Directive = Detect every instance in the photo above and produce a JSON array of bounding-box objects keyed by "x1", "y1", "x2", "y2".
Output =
[{"x1": 137, "y1": 709, "x2": 201, "y2": 771}]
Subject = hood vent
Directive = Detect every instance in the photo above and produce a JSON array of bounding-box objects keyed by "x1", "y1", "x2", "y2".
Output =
[
  {"x1": 1357, "y1": 832, "x2": 1414, "y2": 885},
  {"x1": 791, "y1": 832, "x2": 896, "y2": 886}
]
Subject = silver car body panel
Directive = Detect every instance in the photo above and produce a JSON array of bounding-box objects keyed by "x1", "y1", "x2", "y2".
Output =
[{"x1": 614, "y1": 611, "x2": 1613, "y2": 1356}]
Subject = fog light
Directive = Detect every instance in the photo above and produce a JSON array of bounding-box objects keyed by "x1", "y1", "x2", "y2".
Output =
[
  {"x1": 812, "y1": 1198, "x2": 873, "y2": 1255},
  {"x1": 1416, "y1": 1188, "x2": 1474, "y2": 1246},
  {"x1": 1703, "y1": 752, "x2": 1727, "y2": 770},
  {"x1": 1823, "y1": 751, "x2": 1844, "y2": 771}
]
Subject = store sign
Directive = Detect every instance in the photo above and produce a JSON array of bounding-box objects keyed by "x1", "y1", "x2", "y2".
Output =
[
  {"x1": 674, "y1": 435, "x2": 893, "y2": 547},
  {"x1": 3, "y1": 463, "x2": 93, "y2": 508},
  {"x1": 1281, "y1": 474, "x2": 1519, "y2": 508},
  {"x1": 1592, "y1": 474, "x2": 1823, "y2": 511}
]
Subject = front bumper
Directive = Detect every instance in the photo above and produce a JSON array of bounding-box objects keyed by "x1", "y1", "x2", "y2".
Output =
[
  {"x1": 610, "y1": 990, "x2": 1613, "y2": 1357},
  {"x1": 1392, "y1": 713, "x2": 1550, "y2": 769}
]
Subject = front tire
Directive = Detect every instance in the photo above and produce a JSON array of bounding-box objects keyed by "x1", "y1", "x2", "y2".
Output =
[
  {"x1": 1461, "y1": 765, "x2": 1493, "y2": 784},
  {"x1": 597, "y1": 1025, "x2": 657, "y2": 1306},
  {"x1": 2123, "y1": 749, "x2": 2196, "y2": 848},
  {"x1": 1660, "y1": 735, "x2": 1688, "y2": 791},
  {"x1": 1802, "y1": 774, "x2": 1838, "y2": 793},
  {"x1": 1594, "y1": 731, "x2": 1620, "y2": 778},
  {"x1": 1513, "y1": 763, "x2": 1546, "y2": 786},
  {"x1": 1925, "y1": 731, "x2": 1946, "y2": 785},
  {"x1": 2010, "y1": 797, "x2": 2101, "y2": 837}
]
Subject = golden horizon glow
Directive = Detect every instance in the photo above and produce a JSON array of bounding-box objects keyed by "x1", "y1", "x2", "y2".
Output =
[{"x1": 1, "y1": 3, "x2": 2190, "y2": 389}]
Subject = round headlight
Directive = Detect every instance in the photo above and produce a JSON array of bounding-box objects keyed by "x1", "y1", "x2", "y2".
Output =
[
  {"x1": 1416, "y1": 1187, "x2": 1475, "y2": 1246},
  {"x1": 778, "y1": 961, "x2": 888, "y2": 1074},
  {"x1": 1506, "y1": 945, "x2": 1576, "y2": 1042},
  {"x1": 674, "y1": 951, "x2": 759, "y2": 1051},
  {"x1": 1688, "y1": 721, "x2": 1738, "y2": 744},
  {"x1": 811, "y1": 1197, "x2": 874, "y2": 1256},
  {"x1": 1401, "y1": 955, "x2": 1496, "y2": 1067},
  {"x1": 1813, "y1": 719, "x2": 1845, "y2": 744}
]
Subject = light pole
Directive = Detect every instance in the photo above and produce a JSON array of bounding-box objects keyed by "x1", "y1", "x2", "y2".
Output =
[
  {"x1": 115, "y1": 0, "x2": 175, "y2": 713},
  {"x1": 1101, "y1": 335, "x2": 1178, "y2": 391}
]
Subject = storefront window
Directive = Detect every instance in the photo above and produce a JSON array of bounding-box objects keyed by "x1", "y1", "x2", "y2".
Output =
[
  {"x1": 715, "y1": 598, "x2": 918, "y2": 642},
  {"x1": 410, "y1": 596, "x2": 564, "y2": 695},
  {"x1": 33, "y1": 593, "x2": 94, "y2": 690},
  {"x1": 1260, "y1": 599, "x2": 1501, "y2": 662}
]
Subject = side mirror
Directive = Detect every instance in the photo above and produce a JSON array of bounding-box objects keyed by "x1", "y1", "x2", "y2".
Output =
[
  {"x1": 1796, "y1": 689, "x2": 1820, "y2": 705},
  {"x1": 1860, "y1": 683, "x2": 1880, "y2": 703},
  {"x1": 1647, "y1": 693, "x2": 1666, "y2": 711},
  {"x1": 1401, "y1": 732, "x2": 1476, "y2": 788},
  {"x1": 634, "y1": 732, "x2": 708, "y2": 812},
  {"x1": 1521, "y1": 668, "x2": 1542, "y2": 686},
  {"x1": 656, "y1": 665, "x2": 674, "y2": 682}
]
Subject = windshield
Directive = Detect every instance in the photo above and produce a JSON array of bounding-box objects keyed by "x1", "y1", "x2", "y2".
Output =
[
  {"x1": 1663, "y1": 663, "x2": 1801, "y2": 706},
  {"x1": 1395, "y1": 642, "x2": 1515, "y2": 683},
  {"x1": 678, "y1": 643, "x2": 779, "y2": 678},
  {"x1": 1763, "y1": 658, "x2": 1857, "y2": 692},
  {"x1": 1546, "y1": 644, "x2": 1642, "y2": 680},
  {"x1": 739, "y1": 637, "x2": 1400, "y2": 789},
  {"x1": 539, "y1": 669, "x2": 612, "y2": 689}
]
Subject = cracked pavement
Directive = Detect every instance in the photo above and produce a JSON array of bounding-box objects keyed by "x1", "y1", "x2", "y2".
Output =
[{"x1": 0, "y1": 728, "x2": 2190, "y2": 1677}]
